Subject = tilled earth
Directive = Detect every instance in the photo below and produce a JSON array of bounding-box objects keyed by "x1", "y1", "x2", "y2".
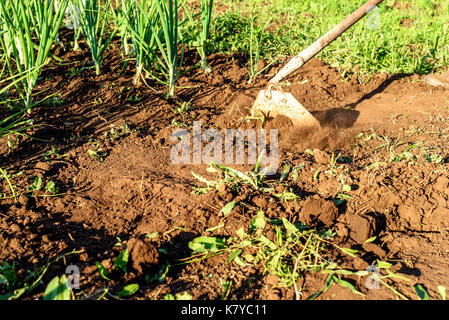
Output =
[{"x1": 1, "y1": 37, "x2": 449, "y2": 300}]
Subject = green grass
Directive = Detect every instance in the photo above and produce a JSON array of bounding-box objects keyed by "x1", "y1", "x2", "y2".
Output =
[{"x1": 213, "y1": 0, "x2": 449, "y2": 76}]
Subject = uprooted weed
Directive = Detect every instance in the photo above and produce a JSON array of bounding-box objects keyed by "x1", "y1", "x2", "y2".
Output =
[{"x1": 185, "y1": 162, "x2": 420, "y2": 299}]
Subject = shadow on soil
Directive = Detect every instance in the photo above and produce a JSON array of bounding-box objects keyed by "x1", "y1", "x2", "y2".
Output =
[{"x1": 347, "y1": 73, "x2": 412, "y2": 110}]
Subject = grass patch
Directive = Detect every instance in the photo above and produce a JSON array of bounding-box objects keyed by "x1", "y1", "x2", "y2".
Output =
[{"x1": 214, "y1": 0, "x2": 449, "y2": 76}]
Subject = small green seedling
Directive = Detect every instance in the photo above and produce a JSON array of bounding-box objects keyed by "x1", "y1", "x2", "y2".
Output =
[
  {"x1": 27, "y1": 176, "x2": 57, "y2": 197},
  {"x1": 113, "y1": 249, "x2": 129, "y2": 274},
  {"x1": 164, "y1": 291, "x2": 193, "y2": 300},
  {"x1": 43, "y1": 275, "x2": 72, "y2": 300},
  {"x1": 116, "y1": 283, "x2": 139, "y2": 297},
  {"x1": 88, "y1": 149, "x2": 107, "y2": 162}
]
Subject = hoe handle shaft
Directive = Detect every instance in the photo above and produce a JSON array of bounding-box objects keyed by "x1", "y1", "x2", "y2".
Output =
[{"x1": 271, "y1": 0, "x2": 385, "y2": 83}]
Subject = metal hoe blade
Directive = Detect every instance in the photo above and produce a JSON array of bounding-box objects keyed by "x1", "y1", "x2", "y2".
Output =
[
  {"x1": 252, "y1": 88, "x2": 321, "y2": 129},
  {"x1": 251, "y1": 0, "x2": 385, "y2": 129}
]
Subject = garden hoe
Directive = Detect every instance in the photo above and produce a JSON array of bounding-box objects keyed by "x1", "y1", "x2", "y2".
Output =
[{"x1": 252, "y1": 0, "x2": 385, "y2": 129}]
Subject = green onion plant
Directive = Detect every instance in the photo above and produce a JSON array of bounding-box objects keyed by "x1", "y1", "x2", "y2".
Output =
[
  {"x1": 0, "y1": 107, "x2": 34, "y2": 141},
  {"x1": 246, "y1": 15, "x2": 277, "y2": 83},
  {"x1": 76, "y1": 0, "x2": 116, "y2": 75},
  {"x1": 0, "y1": 0, "x2": 68, "y2": 109},
  {"x1": 122, "y1": 0, "x2": 159, "y2": 85},
  {"x1": 111, "y1": 0, "x2": 133, "y2": 57},
  {"x1": 153, "y1": 0, "x2": 183, "y2": 98},
  {"x1": 182, "y1": 0, "x2": 214, "y2": 72},
  {"x1": 66, "y1": 0, "x2": 83, "y2": 50}
]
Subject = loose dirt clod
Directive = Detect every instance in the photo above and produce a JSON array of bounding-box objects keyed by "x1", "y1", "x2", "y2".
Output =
[
  {"x1": 312, "y1": 149, "x2": 330, "y2": 164},
  {"x1": 344, "y1": 214, "x2": 377, "y2": 245},
  {"x1": 396, "y1": 205, "x2": 421, "y2": 228},
  {"x1": 363, "y1": 243, "x2": 386, "y2": 258},
  {"x1": 127, "y1": 238, "x2": 160, "y2": 275},
  {"x1": 299, "y1": 196, "x2": 338, "y2": 228},
  {"x1": 10, "y1": 223, "x2": 21, "y2": 233},
  {"x1": 234, "y1": 93, "x2": 254, "y2": 115}
]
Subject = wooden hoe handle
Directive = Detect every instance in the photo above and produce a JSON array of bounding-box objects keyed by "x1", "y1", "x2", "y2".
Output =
[{"x1": 270, "y1": 0, "x2": 385, "y2": 83}]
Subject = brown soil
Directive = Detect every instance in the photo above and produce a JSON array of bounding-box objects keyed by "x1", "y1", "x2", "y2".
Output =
[{"x1": 1, "y1": 35, "x2": 449, "y2": 300}]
